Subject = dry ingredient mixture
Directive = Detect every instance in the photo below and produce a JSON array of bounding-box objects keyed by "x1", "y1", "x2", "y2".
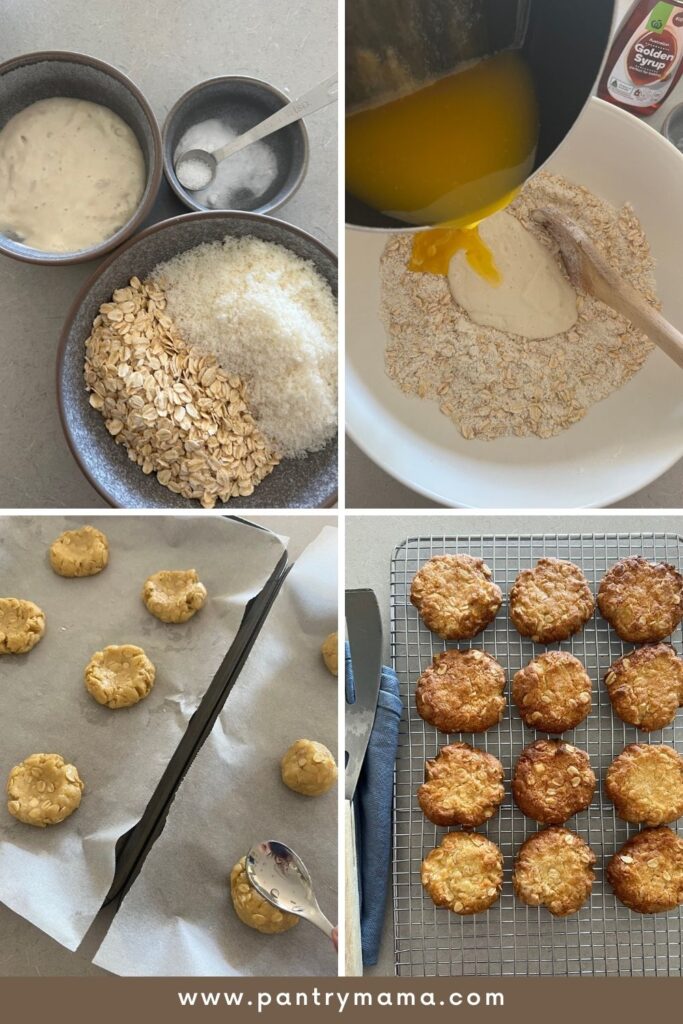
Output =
[{"x1": 381, "y1": 172, "x2": 658, "y2": 440}]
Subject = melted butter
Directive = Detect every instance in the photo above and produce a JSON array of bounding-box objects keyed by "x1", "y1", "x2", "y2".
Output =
[{"x1": 409, "y1": 222, "x2": 502, "y2": 282}]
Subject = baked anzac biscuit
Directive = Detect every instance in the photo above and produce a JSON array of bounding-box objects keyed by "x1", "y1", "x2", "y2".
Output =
[
  {"x1": 604, "y1": 644, "x2": 683, "y2": 732},
  {"x1": 513, "y1": 827, "x2": 596, "y2": 916},
  {"x1": 410, "y1": 554, "x2": 502, "y2": 640},
  {"x1": 415, "y1": 649, "x2": 506, "y2": 734},
  {"x1": 421, "y1": 831, "x2": 503, "y2": 915},
  {"x1": 509, "y1": 558, "x2": 594, "y2": 644},
  {"x1": 598, "y1": 557, "x2": 683, "y2": 643},
  {"x1": 607, "y1": 827, "x2": 683, "y2": 913},
  {"x1": 49, "y1": 525, "x2": 109, "y2": 578},
  {"x1": 0, "y1": 598, "x2": 45, "y2": 655},
  {"x1": 142, "y1": 569, "x2": 207, "y2": 623},
  {"x1": 7, "y1": 753, "x2": 84, "y2": 827},
  {"x1": 417, "y1": 742, "x2": 504, "y2": 827},
  {"x1": 84, "y1": 644, "x2": 156, "y2": 709},
  {"x1": 280, "y1": 739, "x2": 337, "y2": 797},
  {"x1": 512, "y1": 651, "x2": 592, "y2": 734},
  {"x1": 230, "y1": 857, "x2": 299, "y2": 934},
  {"x1": 321, "y1": 632, "x2": 338, "y2": 676},
  {"x1": 605, "y1": 744, "x2": 683, "y2": 826},
  {"x1": 512, "y1": 739, "x2": 596, "y2": 824}
]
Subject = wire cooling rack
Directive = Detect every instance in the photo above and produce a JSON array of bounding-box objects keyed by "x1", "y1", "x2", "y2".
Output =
[{"x1": 390, "y1": 533, "x2": 683, "y2": 978}]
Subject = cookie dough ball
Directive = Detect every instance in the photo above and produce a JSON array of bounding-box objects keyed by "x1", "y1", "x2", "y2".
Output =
[
  {"x1": 49, "y1": 525, "x2": 109, "y2": 578},
  {"x1": 606, "y1": 744, "x2": 683, "y2": 826},
  {"x1": 598, "y1": 557, "x2": 683, "y2": 643},
  {"x1": 230, "y1": 857, "x2": 299, "y2": 934},
  {"x1": 509, "y1": 558, "x2": 594, "y2": 644},
  {"x1": 513, "y1": 827, "x2": 595, "y2": 916},
  {"x1": 281, "y1": 739, "x2": 337, "y2": 797},
  {"x1": 0, "y1": 598, "x2": 45, "y2": 655},
  {"x1": 142, "y1": 569, "x2": 207, "y2": 623},
  {"x1": 513, "y1": 739, "x2": 596, "y2": 825},
  {"x1": 84, "y1": 644, "x2": 156, "y2": 709},
  {"x1": 410, "y1": 554, "x2": 502, "y2": 640},
  {"x1": 421, "y1": 832, "x2": 503, "y2": 915},
  {"x1": 7, "y1": 753, "x2": 84, "y2": 827},
  {"x1": 605, "y1": 644, "x2": 683, "y2": 732},
  {"x1": 418, "y1": 742, "x2": 504, "y2": 827},
  {"x1": 321, "y1": 632, "x2": 338, "y2": 676},
  {"x1": 415, "y1": 649, "x2": 505, "y2": 734},
  {"x1": 512, "y1": 651, "x2": 592, "y2": 734},
  {"x1": 607, "y1": 827, "x2": 683, "y2": 914}
]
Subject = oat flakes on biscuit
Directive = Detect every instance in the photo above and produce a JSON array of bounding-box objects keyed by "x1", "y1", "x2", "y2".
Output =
[
  {"x1": 607, "y1": 826, "x2": 683, "y2": 913},
  {"x1": 321, "y1": 632, "x2": 338, "y2": 676},
  {"x1": 230, "y1": 857, "x2": 299, "y2": 934},
  {"x1": 598, "y1": 557, "x2": 683, "y2": 643},
  {"x1": 512, "y1": 651, "x2": 592, "y2": 734},
  {"x1": 280, "y1": 739, "x2": 337, "y2": 797},
  {"x1": 415, "y1": 648, "x2": 506, "y2": 734},
  {"x1": 0, "y1": 598, "x2": 45, "y2": 655},
  {"x1": 143, "y1": 569, "x2": 207, "y2": 623},
  {"x1": 49, "y1": 525, "x2": 109, "y2": 578},
  {"x1": 418, "y1": 742, "x2": 504, "y2": 827},
  {"x1": 7, "y1": 753, "x2": 84, "y2": 827},
  {"x1": 84, "y1": 644, "x2": 156, "y2": 709},
  {"x1": 606, "y1": 744, "x2": 683, "y2": 826},
  {"x1": 513, "y1": 827, "x2": 595, "y2": 916},
  {"x1": 604, "y1": 644, "x2": 683, "y2": 731},
  {"x1": 513, "y1": 739, "x2": 596, "y2": 824},
  {"x1": 509, "y1": 558, "x2": 594, "y2": 644},
  {"x1": 410, "y1": 554, "x2": 502, "y2": 640},
  {"x1": 421, "y1": 831, "x2": 503, "y2": 915}
]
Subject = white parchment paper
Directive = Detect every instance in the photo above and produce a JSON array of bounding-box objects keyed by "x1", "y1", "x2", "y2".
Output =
[
  {"x1": 94, "y1": 525, "x2": 337, "y2": 976},
  {"x1": 0, "y1": 515, "x2": 285, "y2": 950}
]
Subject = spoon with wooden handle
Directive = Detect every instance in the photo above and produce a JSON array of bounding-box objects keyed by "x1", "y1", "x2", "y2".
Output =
[{"x1": 533, "y1": 207, "x2": 683, "y2": 372}]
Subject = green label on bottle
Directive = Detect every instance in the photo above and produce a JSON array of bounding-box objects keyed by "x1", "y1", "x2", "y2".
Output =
[{"x1": 648, "y1": 2, "x2": 675, "y2": 32}]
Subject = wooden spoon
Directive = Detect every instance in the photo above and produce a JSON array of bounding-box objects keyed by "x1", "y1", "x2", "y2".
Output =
[{"x1": 533, "y1": 207, "x2": 683, "y2": 371}]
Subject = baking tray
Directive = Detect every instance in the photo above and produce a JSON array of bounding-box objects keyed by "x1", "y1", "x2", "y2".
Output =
[{"x1": 390, "y1": 533, "x2": 683, "y2": 977}]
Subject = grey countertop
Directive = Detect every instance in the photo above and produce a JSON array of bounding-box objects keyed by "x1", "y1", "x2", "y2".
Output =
[
  {"x1": 0, "y1": 0, "x2": 337, "y2": 509},
  {"x1": 346, "y1": 512, "x2": 683, "y2": 976}
]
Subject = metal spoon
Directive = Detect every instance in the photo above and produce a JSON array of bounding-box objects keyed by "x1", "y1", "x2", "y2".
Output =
[
  {"x1": 176, "y1": 74, "x2": 338, "y2": 191},
  {"x1": 246, "y1": 840, "x2": 335, "y2": 939}
]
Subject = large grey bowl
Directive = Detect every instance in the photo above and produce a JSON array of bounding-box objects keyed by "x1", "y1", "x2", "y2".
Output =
[
  {"x1": 57, "y1": 211, "x2": 338, "y2": 509},
  {"x1": 0, "y1": 50, "x2": 162, "y2": 265},
  {"x1": 163, "y1": 76, "x2": 308, "y2": 215}
]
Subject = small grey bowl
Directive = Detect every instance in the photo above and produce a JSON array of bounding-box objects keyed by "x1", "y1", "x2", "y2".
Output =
[
  {"x1": 57, "y1": 210, "x2": 337, "y2": 509},
  {"x1": 163, "y1": 76, "x2": 308, "y2": 214},
  {"x1": 0, "y1": 50, "x2": 162, "y2": 265},
  {"x1": 662, "y1": 102, "x2": 683, "y2": 153}
]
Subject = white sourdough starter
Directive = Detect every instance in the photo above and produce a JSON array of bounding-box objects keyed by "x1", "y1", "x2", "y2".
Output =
[{"x1": 0, "y1": 97, "x2": 145, "y2": 252}]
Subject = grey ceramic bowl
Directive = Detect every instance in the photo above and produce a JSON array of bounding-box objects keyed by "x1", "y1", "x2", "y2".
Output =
[
  {"x1": 57, "y1": 210, "x2": 337, "y2": 509},
  {"x1": 0, "y1": 50, "x2": 162, "y2": 265},
  {"x1": 163, "y1": 76, "x2": 308, "y2": 214}
]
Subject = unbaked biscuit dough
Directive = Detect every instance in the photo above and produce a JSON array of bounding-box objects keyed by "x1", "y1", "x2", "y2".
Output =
[
  {"x1": 142, "y1": 569, "x2": 207, "y2": 623},
  {"x1": 230, "y1": 857, "x2": 299, "y2": 934},
  {"x1": 7, "y1": 753, "x2": 84, "y2": 827},
  {"x1": 281, "y1": 739, "x2": 338, "y2": 797},
  {"x1": 85, "y1": 644, "x2": 156, "y2": 709},
  {"x1": 321, "y1": 632, "x2": 338, "y2": 676},
  {"x1": 0, "y1": 598, "x2": 45, "y2": 654},
  {"x1": 49, "y1": 525, "x2": 109, "y2": 577}
]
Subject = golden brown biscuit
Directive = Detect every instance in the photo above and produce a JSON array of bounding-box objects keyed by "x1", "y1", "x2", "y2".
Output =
[
  {"x1": 421, "y1": 831, "x2": 503, "y2": 915},
  {"x1": 605, "y1": 744, "x2": 683, "y2": 826},
  {"x1": 509, "y1": 558, "x2": 594, "y2": 644},
  {"x1": 512, "y1": 651, "x2": 592, "y2": 734},
  {"x1": 84, "y1": 644, "x2": 156, "y2": 709},
  {"x1": 512, "y1": 739, "x2": 596, "y2": 824},
  {"x1": 230, "y1": 857, "x2": 299, "y2": 934},
  {"x1": 49, "y1": 525, "x2": 109, "y2": 577},
  {"x1": 513, "y1": 827, "x2": 595, "y2": 916},
  {"x1": 417, "y1": 742, "x2": 504, "y2": 827},
  {"x1": 280, "y1": 739, "x2": 337, "y2": 797},
  {"x1": 410, "y1": 555, "x2": 502, "y2": 640},
  {"x1": 7, "y1": 753, "x2": 84, "y2": 827},
  {"x1": 0, "y1": 598, "x2": 45, "y2": 655},
  {"x1": 598, "y1": 557, "x2": 683, "y2": 643},
  {"x1": 607, "y1": 827, "x2": 683, "y2": 913},
  {"x1": 415, "y1": 649, "x2": 506, "y2": 734},
  {"x1": 604, "y1": 644, "x2": 683, "y2": 732},
  {"x1": 321, "y1": 632, "x2": 338, "y2": 676},
  {"x1": 142, "y1": 569, "x2": 207, "y2": 623}
]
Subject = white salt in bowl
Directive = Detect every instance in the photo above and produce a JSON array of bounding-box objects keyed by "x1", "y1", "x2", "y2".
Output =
[{"x1": 346, "y1": 98, "x2": 683, "y2": 508}]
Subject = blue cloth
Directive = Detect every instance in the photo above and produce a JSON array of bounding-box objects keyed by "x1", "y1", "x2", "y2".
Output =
[{"x1": 346, "y1": 642, "x2": 402, "y2": 967}]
